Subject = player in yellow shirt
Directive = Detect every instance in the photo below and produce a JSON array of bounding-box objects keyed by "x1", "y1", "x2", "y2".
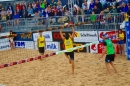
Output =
[
  {"x1": 60, "y1": 26, "x2": 75, "y2": 74},
  {"x1": 37, "y1": 31, "x2": 46, "y2": 57},
  {"x1": 117, "y1": 29, "x2": 125, "y2": 56}
]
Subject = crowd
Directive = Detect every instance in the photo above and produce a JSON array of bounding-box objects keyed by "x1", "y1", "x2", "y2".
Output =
[{"x1": 0, "y1": 0, "x2": 129, "y2": 28}]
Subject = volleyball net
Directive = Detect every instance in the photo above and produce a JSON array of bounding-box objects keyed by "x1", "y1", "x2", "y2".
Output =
[{"x1": 0, "y1": 21, "x2": 126, "y2": 68}]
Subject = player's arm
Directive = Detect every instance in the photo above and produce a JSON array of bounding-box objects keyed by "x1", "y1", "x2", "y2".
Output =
[
  {"x1": 99, "y1": 42, "x2": 107, "y2": 59},
  {"x1": 70, "y1": 27, "x2": 75, "y2": 39},
  {"x1": 44, "y1": 37, "x2": 46, "y2": 50},
  {"x1": 37, "y1": 38, "x2": 39, "y2": 49},
  {"x1": 60, "y1": 29, "x2": 65, "y2": 40}
]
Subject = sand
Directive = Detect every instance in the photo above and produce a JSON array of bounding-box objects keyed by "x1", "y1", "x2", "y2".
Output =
[{"x1": 0, "y1": 49, "x2": 130, "y2": 86}]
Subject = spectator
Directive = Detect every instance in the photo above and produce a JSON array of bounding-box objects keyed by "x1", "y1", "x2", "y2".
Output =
[
  {"x1": 57, "y1": 9, "x2": 62, "y2": 16},
  {"x1": 32, "y1": 1, "x2": 36, "y2": 12},
  {"x1": 36, "y1": 1, "x2": 40, "y2": 12},
  {"x1": 95, "y1": 0, "x2": 103, "y2": 11},
  {"x1": 21, "y1": 2, "x2": 26, "y2": 11},
  {"x1": 58, "y1": 0, "x2": 62, "y2": 5},
  {"x1": 51, "y1": 0, "x2": 57, "y2": 6},
  {"x1": 111, "y1": 6, "x2": 117, "y2": 13},
  {"x1": 6, "y1": 12, "x2": 12, "y2": 26},
  {"x1": 93, "y1": 5, "x2": 100, "y2": 14},
  {"x1": 77, "y1": 6, "x2": 84, "y2": 15},
  {"x1": 73, "y1": 7, "x2": 78, "y2": 15},
  {"x1": 40, "y1": 1, "x2": 45, "y2": 12},
  {"x1": 7, "y1": 8, "x2": 12, "y2": 15},
  {"x1": 82, "y1": 1, "x2": 90, "y2": 14},
  {"x1": 64, "y1": 8, "x2": 70, "y2": 16},
  {"x1": 57, "y1": 2, "x2": 62, "y2": 10},
  {"x1": 1, "y1": 8, "x2": 6, "y2": 20},
  {"x1": 90, "y1": 11, "x2": 96, "y2": 22},
  {"x1": 27, "y1": 2, "x2": 32, "y2": 8},
  {"x1": 120, "y1": 3, "x2": 129, "y2": 12},
  {"x1": 21, "y1": 6, "x2": 27, "y2": 18},
  {"x1": 7, "y1": 3, "x2": 14, "y2": 16},
  {"x1": 0, "y1": 4, "x2": 2, "y2": 12},
  {"x1": 89, "y1": 0, "x2": 95, "y2": 11},
  {"x1": 27, "y1": 6, "x2": 34, "y2": 18},
  {"x1": 0, "y1": 24, "x2": 3, "y2": 32},
  {"x1": 15, "y1": 3, "x2": 21, "y2": 11},
  {"x1": 34, "y1": 12, "x2": 40, "y2": 25},
  {"x1": 13, "y1": 12, "x2": 19, "y2": 26}
]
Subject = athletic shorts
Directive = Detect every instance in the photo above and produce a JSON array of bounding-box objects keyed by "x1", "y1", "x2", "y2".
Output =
[
  {"x1": 118, "y1": 40, "x2": 124, "y2": 44},
  {"x1": 38, "y1": 47, "x2": 45, "y2": 54},
  {"x1": 105, "y1": 54, "x2": 115, "y2": 63},
  {"x1": 65, "y1": 51, "x2": 74, "y2": 60}
]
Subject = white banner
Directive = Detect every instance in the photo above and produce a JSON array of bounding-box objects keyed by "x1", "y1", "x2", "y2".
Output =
[
  {"x1": 74, "y1": 31, "x2": 98, "y2": 42},
  {"x1": 90, "y1": 42, "x2": 98, "y2": 53},
  {"x1": 0, "y1": 42, "x2": 10, "y2": 51},
  {"x1": 0, "y1": 32, "x2": 10, "y2": 43},
  {"x1": 34, "y1": 42, "x2": 59, "y2": 51},
  {"x1": 33, "y1": 31, "x2": 53, "y2": 42},
  {"x1": 14, "y1": 41, "x2": 34, "y2": 49}
]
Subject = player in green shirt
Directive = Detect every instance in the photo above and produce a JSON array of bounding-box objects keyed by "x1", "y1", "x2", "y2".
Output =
[{"x1": 99, "y1": 34, "x2": 118, "y2": 76}]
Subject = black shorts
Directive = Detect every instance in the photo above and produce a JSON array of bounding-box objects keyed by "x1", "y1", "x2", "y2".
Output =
[
  {"x1": 105, "y1": 54, "x2": 115, "y2": 63},
  {"x1": 38, "y1": 47, "x2": 45, "y2": 54},
  {"x1": 65, "y1": 51, "x2": 74, "y2": 60}
]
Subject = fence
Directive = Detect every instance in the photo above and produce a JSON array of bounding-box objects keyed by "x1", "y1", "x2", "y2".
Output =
[{"x1": 0, "y1": 13, "x2": 126, "y2": 32}]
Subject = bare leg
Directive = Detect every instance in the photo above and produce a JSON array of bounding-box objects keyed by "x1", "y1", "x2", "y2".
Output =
[
  {"x1": 105, "y1": 62, "x2": 112, "y2": 76},
  {"x1": 117, "y1": 44, "x2": 122, "y2": 55},
  {"x1": 121, "y1": 44, "x2": 125, "y2": 56},
  {"x1": 65, "y1": 54, "x2": 71, "y2": 64},
  {"x1": 71, "y1": 60, "x2": 74, "y2": 74},
  {"x1": 110, "y1": 62, "x2": 118, "y2": 73}
]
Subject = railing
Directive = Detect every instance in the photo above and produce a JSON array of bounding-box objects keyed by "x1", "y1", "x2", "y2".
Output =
[{"x1": 0, "y1": 13, "x2": 126, "y2": 32}]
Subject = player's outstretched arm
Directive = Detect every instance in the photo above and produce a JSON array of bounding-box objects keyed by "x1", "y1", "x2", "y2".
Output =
[
  {"x1": 99, "y1": 47, "x2": 106, "y2": 59},
  {"x1": 60, "y1": 29, "x2": 65, "y2": 40},
  {"x1": 70, "y1": 27, "x2": 75, "y2": 39}
]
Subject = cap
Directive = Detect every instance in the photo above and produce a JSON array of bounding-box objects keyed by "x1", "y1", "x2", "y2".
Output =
[{"x1": 102, "y1": 34, "x2": 109, "y2": 38}]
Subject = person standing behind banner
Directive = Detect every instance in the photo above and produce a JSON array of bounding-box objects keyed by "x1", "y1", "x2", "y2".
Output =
[
  {"x1": 37, "y1": 31, "x2": 46, "y2": 57},
  {"x1": 60, "y1": 26, "x2": 75, "y2": 74},
  {"x1": 9, "y1": 30, "x2": 15, "y2": 49},
  {"x1": 117, "y1": 29, "x2": 125, "y2": 56}
]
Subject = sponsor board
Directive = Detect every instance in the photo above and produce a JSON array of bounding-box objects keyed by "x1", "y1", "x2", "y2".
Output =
[
  {"x1": 90, "y1": 42, "x2": 98, "y2": 53},
  {"x1": 126, "y1": 22, "x2": 130, "y2": 60},
  {"x1": 0, "y1": 42, "x2": 10, "y2": 51},
  {"x1": 60, "y1": 42, "x2": 87, "y2": 52},
  {"x1": 33, "y1": 31, "x2": 52, "y2": 42},
  {"x1": 0, "y1": 32, "x2": 10, "y2": 43},
  {"x1": 98, "y1": 31, "x2": 126, "y2": 43},
  {"x1": 34, "y1": 42, "x2": 59, "y2": 51},
  {"x1": 15, "y1": 41, "x2": 34, "y2": 49},
  {"x1": 52, "y1": 32, "x2": 73, "y2": 42},
  {"x1": 97, "y1": 43, "x2": 119, "y2": 54},
  {"x1": 74, "y1": 31, "x2": 98, "y2": 42},
  {"x1": 14, "y1": 32, "x2": 33, "y2": 41}
]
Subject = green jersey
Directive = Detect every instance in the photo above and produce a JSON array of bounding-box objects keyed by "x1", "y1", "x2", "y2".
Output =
[{"x1": 104, "y1": 39, "x2": 115, "y2": 55}]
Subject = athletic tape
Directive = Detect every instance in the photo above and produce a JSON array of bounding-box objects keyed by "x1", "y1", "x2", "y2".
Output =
[{"x1": 0, "y1": 42, "x2": 97, "y2": 69}]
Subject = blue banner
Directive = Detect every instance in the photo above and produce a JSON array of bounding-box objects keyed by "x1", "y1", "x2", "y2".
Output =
[
  {"x1": 14, "y1": 32, "x2": 33, "y2": 41},
  {"x1": 125, "y1": 22, "x2": 130, "y2": 60}
]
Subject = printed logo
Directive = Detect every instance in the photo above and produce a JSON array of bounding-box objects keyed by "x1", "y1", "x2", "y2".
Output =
[
  {"x1": 0, "y1": 45, "x2": 10, "y2": 49},
  {"x1": 91, "y1": 44, "x2": 96, "y2": 51},
  {"x1": 74, "y1": 32, "x2": 80, "y2": 37},
  {"x1": 15, "y1": 42, "x2": 25, "y2": 48},
  {"x1": 44, "y1": 34, "x2": 50, "y2": 39},
  {"x1": 46, "y1": 44, "x2": 57, "y2": 49}
]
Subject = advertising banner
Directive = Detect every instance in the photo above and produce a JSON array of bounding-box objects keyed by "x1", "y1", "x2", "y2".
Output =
[
  {"x1": 34, "y1": 42, "x2": 59, "y2": 51},
  {"x1": 98, "y1": 30, "x2": 126, "y2": 43},
  {"x1": 33, "y1": 31, "x2": 53, "y2": 42},
  {"x1": 125, "y1": 22, "x2": 130, "y2": 60},
  {"x1": 52, "y1": 32, "x2": 73, "y2": 42},
  {"x1": 14, "y1": 32, "x2": 33, "y2": 41},
  {"x1": 60, "y1": 42, "x2": 87, "y2": 52},
  {"x1": 0, "y1": 32, "x2": 10, "y2": 43},
  {"x1": 0, "y1": 42, "x2": 10, "y2": 51},
  {"x1": 97, "y1": 43, "x2": 119, "y2": 54},
  {"x1": 90, "y1": 42, "x2": 98, "y2": 53},
  {"x1": 74, "y1": 31, "x2": 98, "y2": 42},
  {"x1": 15, "y1": 41, "x2": 34, "y2": 49}
]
